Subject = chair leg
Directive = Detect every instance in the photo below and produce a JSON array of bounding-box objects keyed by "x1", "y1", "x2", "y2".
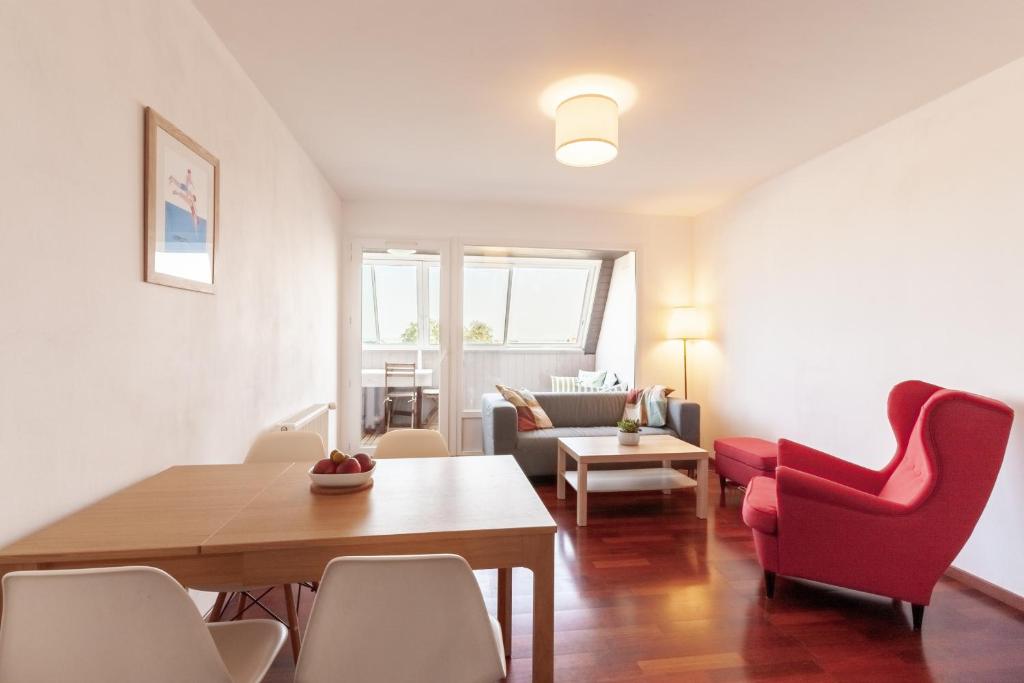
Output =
[
  {"x1": 764, "y1": 570, "x2": 776, "y2": 598},
  {"x1": 283, "y1": 584, "x2": 302, "y2": 662},
  {"x1": 208, "y1": 591, "x2": 228, "y2": 622},
  {"x1": 911, "y1": 603, "x2": 924, "y2": 631},
  {"x1": 234, "y1": 592, "x2": 248, "y2": 620}
]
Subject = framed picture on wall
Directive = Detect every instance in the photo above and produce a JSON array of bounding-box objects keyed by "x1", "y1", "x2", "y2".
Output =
[{"x1": 144, "y1": 107, "x2": 219, "y2": 293}]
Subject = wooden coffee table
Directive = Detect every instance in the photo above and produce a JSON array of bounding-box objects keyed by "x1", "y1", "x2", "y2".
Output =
[{"x1": 556, "y1": 434, "x2": 709, "y2": 526}]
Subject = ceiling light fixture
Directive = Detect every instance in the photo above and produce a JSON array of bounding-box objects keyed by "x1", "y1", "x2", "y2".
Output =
[
  {"x1": 541, "y1": 74, "x2": 635, "y2": 168},
  {"x1": 555, "y1": 94, "x2": 619, "y2": 167}
]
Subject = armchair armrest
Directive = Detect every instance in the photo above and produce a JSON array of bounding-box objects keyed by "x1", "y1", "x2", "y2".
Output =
[
  {"x1": 666, "y1": 397, "x2": 700, "y2": 446},
  {"x1": 778, "y1": 439, "x2": 887, "y2": 494},
  {"x1": 776, "y1": 466, "x2": 908, "y2": 516},
  {"x1": 480, "y1": 393, "x2": 518, "y2": 455}
]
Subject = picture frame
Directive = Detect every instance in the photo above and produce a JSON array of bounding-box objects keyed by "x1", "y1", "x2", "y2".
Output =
[{"x1": 144, "y1": 107, "x2": 219, "y2": 293}]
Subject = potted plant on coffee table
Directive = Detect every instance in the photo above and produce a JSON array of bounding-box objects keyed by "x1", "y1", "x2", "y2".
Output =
[{"x1": 617, "y1": 418, "x2": 641, "y2": 446}]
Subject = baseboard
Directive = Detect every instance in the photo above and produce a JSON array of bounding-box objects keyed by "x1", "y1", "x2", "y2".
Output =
[{"x1": 945, "y1": 566, "x2": 1024, "y2": 612}]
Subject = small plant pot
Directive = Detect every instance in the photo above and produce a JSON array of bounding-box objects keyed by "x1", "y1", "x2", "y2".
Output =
[{"x1": 618, "y1": 430, "x2": 640, "y2": 446}]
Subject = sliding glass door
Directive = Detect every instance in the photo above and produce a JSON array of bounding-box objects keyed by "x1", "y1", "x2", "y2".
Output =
[{"x1": 342, "y1": 239, "x2": 452, "y2": 454}]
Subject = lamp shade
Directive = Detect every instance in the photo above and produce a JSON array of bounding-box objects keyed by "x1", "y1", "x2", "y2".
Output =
[
  {"x1": 667, "y1": 307, "x2": 707, "y2": 340},
  {"x1": 555, "y1": 94, "x2": 618, "y2": 167}
]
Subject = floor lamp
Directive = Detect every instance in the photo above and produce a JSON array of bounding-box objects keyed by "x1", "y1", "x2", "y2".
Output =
[{"x1": 667, "y1": 307, "x2": 707, "y2": 400}]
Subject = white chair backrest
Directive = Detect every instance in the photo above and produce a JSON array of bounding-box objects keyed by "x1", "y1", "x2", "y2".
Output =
[
  {"x1": 295, "y1": 554, "x2": 505, "y2": 683},
  {"x1": 373, "y1": 429, "x2": 450, "y2": 458},
  {"x1": 0, "y1": 566, "x2": 234, "y2": 683},
  {"x1": 245, "y1": 430, "x2": 325, "y2": 464}
]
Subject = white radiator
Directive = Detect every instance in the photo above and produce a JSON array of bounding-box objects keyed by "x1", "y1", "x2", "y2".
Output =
[{"x1": 278, "y1": 402, "x2": 336, "y2": 454}]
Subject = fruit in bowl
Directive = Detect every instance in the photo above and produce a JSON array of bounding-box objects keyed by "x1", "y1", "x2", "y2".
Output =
[
  {"x1": 312, "y1": 459, "x2": 336, "y2": 474},
  {"x1": 337, "y1": 458, "x2": 361, "y2": 474},
  {"x1": 353, "y1": 453, "x2": 373, "y2": 471},
  {"x1": 309, "y1": 451, "x2": 376, "y2": 489}
]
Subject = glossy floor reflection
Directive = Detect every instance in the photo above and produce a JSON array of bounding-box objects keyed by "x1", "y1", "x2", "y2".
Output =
[{"x1": 258, "y1": 476, "x2": 1024, "y2": 682}]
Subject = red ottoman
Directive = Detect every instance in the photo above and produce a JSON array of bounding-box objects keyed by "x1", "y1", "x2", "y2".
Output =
[{"x1": 714, "y1": 437, "x2": 778, "y2": 491}]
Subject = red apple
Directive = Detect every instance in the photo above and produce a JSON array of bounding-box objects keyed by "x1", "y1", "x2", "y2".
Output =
[
  {"x1": 312, "y1": 459, "x2": 335, "y2": 474},
  {"x1": 336, "y1": 458, "x2": 362, "y2": 474},
  {"x1": 354, "y1": 453, "x2": 373, "y2": 472}
]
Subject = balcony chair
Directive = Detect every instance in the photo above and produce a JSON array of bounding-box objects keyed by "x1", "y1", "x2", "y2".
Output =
[
  {"x1": 294, "y1": 554, "x2": 506, "y2": 683},
  {"x1": 742, "y1": 380, "x2": 1013, "y2": 629},
  {"x1": 0, "y1": 566, "x2": 286, "y2": 683},
  {"x1": 384, "y1": 361, "x2": 419, "y2": 430}
]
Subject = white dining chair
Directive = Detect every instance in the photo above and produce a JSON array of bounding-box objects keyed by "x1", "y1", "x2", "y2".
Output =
[
  {"x1": 373, "y1": 428, "x2": 450, "y2": 458},
  {"x1": 295, "y1": 554, "x2": 506, "y2": 683},
  {"x1": 201, "y1": 430, "x2": 325, "y2": 662},
  {"x1": 0, "y1": 566, "x2": 286, "y2": 683},
  {"x1": 244, "y1": 430, "x2": 326, "y2": 464}
]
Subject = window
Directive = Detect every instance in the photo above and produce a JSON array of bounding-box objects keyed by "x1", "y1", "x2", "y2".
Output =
[
  {"x1": 361, "y1": 265, "x2": 377, "y2": 343},
  {"x1": 463, "y1": 257, "x2": 600, "y2": 348},
  {"x1": 362, "y1": 258, "x2": 440, "y2": 346},
  {"x1": 362, "y1": 254, "x2": 600, "y2": 349},
  {"x1": 462, "y1": 266, "x2": 508, "y2": 345},
  {"x1": 372, "y1": 264, "x2": 419, "y2": 344},
  {"x1": 506, "y1": 266, "x2": 591, "y2": 344},
  {"x1": 427, "y1": 265, "x2": 440, "y2": 345}
]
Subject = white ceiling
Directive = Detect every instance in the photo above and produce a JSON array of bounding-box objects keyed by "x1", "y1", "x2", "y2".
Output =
[{"x1": 194, "y1": 0, "x2": 1024, "y2": 216}]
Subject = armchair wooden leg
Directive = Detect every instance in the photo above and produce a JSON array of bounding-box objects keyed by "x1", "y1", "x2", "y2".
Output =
[
  {"x1": 283, "y1": 584, "x2": 302, "y2": 662},
  {"x1": 764, "y1": 570, "x2": 776, "y2": 598},
  {"x1": 911, "y1": 603, "x2": 924, "y2": 631}
]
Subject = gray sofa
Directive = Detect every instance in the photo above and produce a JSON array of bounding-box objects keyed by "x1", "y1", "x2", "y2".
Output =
[{"x1": 481, "y1": 391, "x2": 700, "y2": 477}]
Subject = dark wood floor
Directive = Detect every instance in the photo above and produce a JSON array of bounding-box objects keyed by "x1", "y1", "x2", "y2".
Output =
[{"x1": 253, "y1": 475, "x2": 1024, "y2": 682}]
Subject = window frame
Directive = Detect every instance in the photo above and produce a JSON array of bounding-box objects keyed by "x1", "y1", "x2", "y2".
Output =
[
  {"x1": 361, "y1": 255, "x2": 440, "y2": 349},
  {"x1": 464, "y1": 256, "x2": 601, "y2": 351},
  {"x1": 361, "y1": 254, "x2": 601, "y2": 351}
]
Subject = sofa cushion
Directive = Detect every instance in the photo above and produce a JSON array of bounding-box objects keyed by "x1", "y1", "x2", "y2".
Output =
[
  {"x1": 533, "y1": 392, "x2": 627, "y2": 427},
  {"x1": 742, "y1": 476, "x2": 779, "y2": 535},
  {"x1": 577, "y1": 369, "x2": 607, "y2": 388},
  {"x1": 495, "y1": 384, "x2": 553, "y2": 431}
]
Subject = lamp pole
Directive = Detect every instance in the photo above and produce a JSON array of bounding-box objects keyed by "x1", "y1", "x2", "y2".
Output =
[{"x1": 682, "y1": 337, "x2": 689, "y2": 400}]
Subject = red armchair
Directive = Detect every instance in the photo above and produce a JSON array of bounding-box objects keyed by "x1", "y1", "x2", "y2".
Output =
[{"x1": 742, "y1": 380, "x2": 1014, "y2": 629}]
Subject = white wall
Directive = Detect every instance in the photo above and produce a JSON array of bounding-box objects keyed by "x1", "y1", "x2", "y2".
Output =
[
  {"x1": 692, "y1": 56, "x2": 1024, "y2": 595},
  {"x1": 341, "y1": 199, "x2": 693, "y2": 451},
  {"x1": 0, "y1": 0, "x2": 343, "y2": 546},
  {"x1": 595, "y1": 252, "x2": 637, "y2": 387}
]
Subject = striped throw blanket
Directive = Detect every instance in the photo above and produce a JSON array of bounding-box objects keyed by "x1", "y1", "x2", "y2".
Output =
[{"x1": 622, "y1": 385, "x2": 673, "y2": 427}]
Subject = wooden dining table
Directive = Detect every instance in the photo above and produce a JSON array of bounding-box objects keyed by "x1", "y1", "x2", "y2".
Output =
[{"x1": 0, "y1": 455, "x2": 558, "y2": 682}]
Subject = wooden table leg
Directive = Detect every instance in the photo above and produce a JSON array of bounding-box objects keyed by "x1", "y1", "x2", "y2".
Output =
[
  {"x1": 662, "y1": 459, "x2": 673, "y2": 494},
  {"x1": 577, "y1": 463, "x2": 588, "y2": 527},
  {"x1": 526, "y1": 535, "x2": 555, "y2": 683},
  {"x1": 556, "y1": 446, "x2": 566, "y2": 500},
  {"x1": 498, "y1": 567, "x2": 512, "y2": 658},
  {"x1": 696, "y1": 458, "x2": 709, "y2": 519}
]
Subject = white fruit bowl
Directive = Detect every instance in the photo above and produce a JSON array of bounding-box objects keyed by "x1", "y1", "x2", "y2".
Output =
[{"x1": 308, "y1": 462, "x2": 375, "y2": 488}]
